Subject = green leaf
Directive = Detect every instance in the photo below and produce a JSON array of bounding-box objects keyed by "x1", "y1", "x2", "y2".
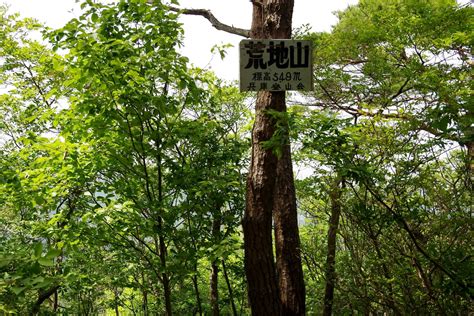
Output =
[
  {"x1": 0, "y1": 259, "x2": 10, "y2": 268},
  {"x1": 37, "y1": 257, "x2": 54, "y2": 267},
  {"x1": 33, "y1": 243, "x2": 43, "y2": 258},
  {"x1": 432, "y1": 116, "x2": 450, "y2": 133},
  {"x1": 37, "y1": 279, "x2": 53, "y2": 288},
  {"x1": 45, "y1": 248, "x2": 61, "y2": 259},
  {"x1": 11, "y1": 287, "x2": 25, "y2": 295},
  {"x1": 91, "y1": 13, "x2": 99, "y2": 23},
  {"x1": 31, "y1": 276, "x2": 45, "y2": 285}
]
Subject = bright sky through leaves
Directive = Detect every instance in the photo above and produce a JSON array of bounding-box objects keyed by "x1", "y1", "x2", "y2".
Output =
[{"x1": 1, "y1": 0, "x2": 359, "y2": 80}]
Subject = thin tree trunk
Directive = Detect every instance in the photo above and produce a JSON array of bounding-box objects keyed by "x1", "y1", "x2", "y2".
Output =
[
  {"x1": 466, "y1": 140, "x2": 473, "y2": 189},
  {"x1": 323, "y1": 177, "x2": 343, "y2": 316},
  {"x1": 192, "y1": 273, "x2": 203, "y2": 316},
  {"x1": 114, "y1": 288, "x2": 120, "y2": 316},
  {"x1": 222, "y1": 259, "x2": 238, "y2": 316},
  {"x1": 188, "y1": 217, "x2": 203, "y2": 316},
  {"x1": 158, "y1": 219, "x2": 172, "y2": 316},
  {"x1": 411, "y1": 255, "x2": 444, "y2": 312},
  {"x1": 31, "y1": 285, "x2": 60, "y2": 315},
  {"x1": 156, "y1": 126, "x2": 172, "y2": 316},
  {"x1": 143, "y1": 291, "x2": 148, "y2": 316},
  {"x1": 367, "y1": 225, "x2": 400, "y2": 315},
  {"x1": 210, "y1": 215, "x2": 221, "y2": 316},
  {"x1": 142, "y1": 273, "x2": 149, "y2": 316},
  {"x1": 210, "y1": 261, "x2": 220, "y2": 316},
  {"x1": 53, "y1": 285, "x2": 58, "y2": 312}
]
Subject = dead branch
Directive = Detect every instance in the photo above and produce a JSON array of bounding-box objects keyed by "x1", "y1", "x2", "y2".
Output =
[{"x1": 155, "y1": 2, "x2": 250, "y2": 38}]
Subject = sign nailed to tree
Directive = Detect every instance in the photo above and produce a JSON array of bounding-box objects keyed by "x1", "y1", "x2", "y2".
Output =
[{"x1": 239, "y1": 39, "x2": 313, "y2": 92}]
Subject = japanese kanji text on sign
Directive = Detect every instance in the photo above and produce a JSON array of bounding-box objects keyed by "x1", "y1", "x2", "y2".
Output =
[{"x1": 239, "y1": 39, "x2": 313, "y2": 92}]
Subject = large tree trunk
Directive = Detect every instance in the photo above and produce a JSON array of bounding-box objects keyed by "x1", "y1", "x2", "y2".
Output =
[
  {"x1": 243, "y1": 0, "x2": 305, "y2": 314},
  {"x1": 243, "y1": 90, "x2": 282, "y2": 315},
  {"x1": 273, "y1": 137, "x2": 305, "y2": 315}
]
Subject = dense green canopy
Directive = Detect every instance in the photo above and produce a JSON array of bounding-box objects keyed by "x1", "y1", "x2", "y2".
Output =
[{"x1": 1, "y1": 0, "x2": 472, "y2": 314}]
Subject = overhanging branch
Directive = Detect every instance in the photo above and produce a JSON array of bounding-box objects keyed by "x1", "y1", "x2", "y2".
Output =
[
  {"x1": 145, "y1": 0, "x2": 250, "y2": 38},
  {"x1": 168, "y1": 6, "x2": 250, "y2": 38}
]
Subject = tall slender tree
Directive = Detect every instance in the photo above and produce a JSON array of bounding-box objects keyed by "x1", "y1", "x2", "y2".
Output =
[{"x1": 243, "y1": 1, "x2": 305, "y2": 314}]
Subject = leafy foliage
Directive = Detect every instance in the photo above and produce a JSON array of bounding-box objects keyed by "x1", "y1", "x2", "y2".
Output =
[
  {"x1": 0, "y1": 0, "x2": 472, "y2": 314},
  {"x1": 295, "y1": 0, "x2": 473, "y2": 313},
  {"x1": 1, "y1": 1, "x2": 249, "y2": 314}
]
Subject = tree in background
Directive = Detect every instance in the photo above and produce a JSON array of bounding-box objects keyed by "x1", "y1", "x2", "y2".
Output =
[
  {"x1": 0, "y1": 7, "x2": 77, "y2": 313},
  {"x1": 294, "y1": 0, "x2": 472, "y2": 313},
  {"x1": 1, "y1": 1, "x2": 250, "y2": 314}
]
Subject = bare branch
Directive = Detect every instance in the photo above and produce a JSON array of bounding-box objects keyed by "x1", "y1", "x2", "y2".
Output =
[{"x1": 167, "y1": 5, "x2": 250, "y2": 38}]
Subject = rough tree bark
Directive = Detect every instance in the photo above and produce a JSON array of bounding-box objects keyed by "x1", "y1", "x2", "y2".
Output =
[
  {"x1": 243, "y1": 90, "x2": 282, "y2": 315},
  {"x1": 273, "y1": 100, "x2": 305, "y2": 315},
  {"x1": 243, "y1": 0, "x2": 305, "y2": 314},
  {"x1": 159, "y1": 0, "x2": 306, "y2": 313}
]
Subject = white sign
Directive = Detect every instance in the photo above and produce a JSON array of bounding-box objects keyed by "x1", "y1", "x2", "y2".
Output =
[{"x1": 239, "y1": 39, "x2": 313, "y2": 92}]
